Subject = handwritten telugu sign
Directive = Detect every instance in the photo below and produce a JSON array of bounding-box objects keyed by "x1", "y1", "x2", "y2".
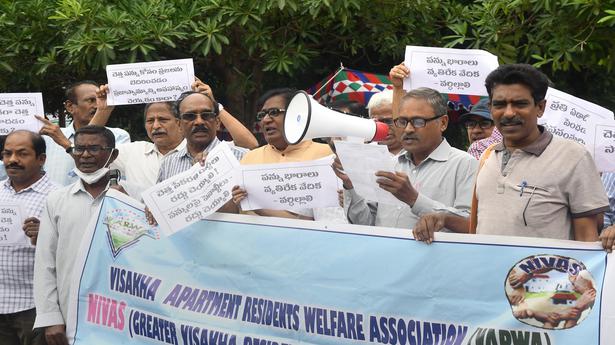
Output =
[
  {"x1": 0, "y1": 93, "x2": 44, "y2": 135},
  {"x1": 540, "y1": 87, "x2": 615, "y2": 171},
  {"x1": 236, "y1": 157, "x2": 339, "y2": 211},
  {"x1": 403, "y1": 46, "x2": 499, "y2": 96},
  {"x1": 142, "y1": 143, "x2": 239, "y2": 235},
  {"x1": 0, "y1": 204, "x2": 28, "y2": 246},
  {"x1": 106, "y1": 59, "x2": 194, "y2": 105}
]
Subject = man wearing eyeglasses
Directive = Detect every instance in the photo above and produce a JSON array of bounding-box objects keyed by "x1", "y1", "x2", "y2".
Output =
[
  {"x1": 341, "y1": 64, "x2": 478, "y2": 229},
  {"x1": 34, "y1": 125, "x2": 119, "y2": 345},
  {"x1": 412, "y1": 64, "x2": 613, "y2": 250},
  {"x1": 156, "y1": 89, "x2": 256, "y2": 182},
  {"x1": 459, "y1": 98, "x2": 497, "y2": 144}
]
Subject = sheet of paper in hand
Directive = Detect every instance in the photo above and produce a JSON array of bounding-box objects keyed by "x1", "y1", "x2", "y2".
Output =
[
  {"x1": 236, "y1": 156, "x2": 339, "y2": 211},
  {"x1": 142, "y1": 142, "x2": 239, "y2": 236},
  {"x1": 0, "y1": 93, "x2": 44, "y2": 135},
  {"x1": 334, "y1": 141, "x2": 403, "y2": 206},
  {"x1": 0, "y1": 204, "x2": 29, "y2": 246},
  {"x1": 106, "y1": 59, "x2": 194, "y2": 106},
  {"x1": 539, "y1": 87, "x2": 615, "y2": 172},
  {"x1": 403, "y1": 46, "x2": 499, "y2": 96}
]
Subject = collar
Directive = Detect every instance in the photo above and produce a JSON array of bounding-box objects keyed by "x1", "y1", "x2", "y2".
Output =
[
  {"x1": 63, "y1": 122, "x2": 77, "y2": 140},
  {"x1": 269, "y1": 140, "x2": 313, "y2": 155},
  {"x1": 494, "y1": 125, "x2": 553, "y2": 156},
  {"x1": 3, "y1": 173, "x2": 51, "y2": 194},
  {"x1": 176, "y1": 137, "x2": 220, "y2": 161},
  {"x1": 146, "y1": 139, "x2": 187, "y2": 156},
  {"x1": 69, "y1": 178, "x2": 110, "y2": 196},
  {"x1": 400, "y1": 139, "x2": 451, "y2": 164}
]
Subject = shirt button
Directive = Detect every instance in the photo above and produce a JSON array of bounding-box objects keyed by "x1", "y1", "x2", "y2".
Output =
[{"x1": 412, "y1": 169, "x2": 417, "y2": 174}]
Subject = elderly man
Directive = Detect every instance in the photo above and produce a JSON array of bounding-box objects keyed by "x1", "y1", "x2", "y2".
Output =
[
  {"x1": 366, "y1": 89, "x2": 403, "y2": 156},
  {"x1": 337, "y1": 63, "x2": 478, "y2": 229},
  {"x1": 90, "y1": 81, "x2": 257, "y2": 198},
  {"x1": 156, "y1": 89, "x2": 253, "y2": 182},
  {"x1": 0, "y1": 131, "x2": 57, "y2": 345},
  {"x1": 34, "y1": 125, "x2": 119, "y2": 345},
  {"x1": 412, "y1": 64, "x2": 612, "y2": 249},
  {"x1": 37, "y1": 81, "x2": 130, "y2": 186}
]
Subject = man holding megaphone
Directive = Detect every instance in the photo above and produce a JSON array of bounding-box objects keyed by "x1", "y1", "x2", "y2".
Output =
[{"x1": 337, "y1": 64, "x2": 478, "y2": 230}]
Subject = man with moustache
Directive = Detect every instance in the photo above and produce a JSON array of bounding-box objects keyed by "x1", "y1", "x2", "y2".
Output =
[
  {"x1": 37, "y1": 81, "x2": 130, "y2": 186},
  {"x1": 412, "y1": 64, "x2": 611, "y2": 247},
  {"x1": 34, "y1": 125, "x2": 119, "y2": 345},
  {"x1": 0, "y1": 131, "x2": 56, "y2": 345},
  {"x1": 339, "y1": 64, "x2": 477, "y2": 229},
  {"x1": 157, "y1": 90, "x2": 251, "y2": 181}
]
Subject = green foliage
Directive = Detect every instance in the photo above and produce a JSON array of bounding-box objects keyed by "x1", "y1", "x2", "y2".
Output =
[{"x1": 0, "y1": 0, "x2": 614, "y2": 140}]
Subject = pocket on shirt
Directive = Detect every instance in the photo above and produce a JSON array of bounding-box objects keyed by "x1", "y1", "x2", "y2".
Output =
[{"x1": 509, "y1": 183, "x2": 554, "y2": 228}]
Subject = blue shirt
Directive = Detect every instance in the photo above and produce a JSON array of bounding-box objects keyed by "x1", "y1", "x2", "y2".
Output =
[{"x1": 602, "y1": 172, "x2": 615, "y2": 228}]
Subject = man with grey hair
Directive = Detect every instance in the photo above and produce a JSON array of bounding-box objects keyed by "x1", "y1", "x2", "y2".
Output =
[
  {"x1": 366, "y1": 89, "x2": 403, "y2": 156},
  {"x1": 337, "y1": 64, "x2": 477, "y2": 229}
]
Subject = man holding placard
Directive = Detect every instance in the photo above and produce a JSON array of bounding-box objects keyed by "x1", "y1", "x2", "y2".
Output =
[
  {"x1": 41, "y1": 81, "x2": 130, "y2": 187},
  {"x1": 413, "y1": 64, "x2": 613, "y2": 248},
  {"x1": 337, "y1": 65, "x2": 477, "y2": 229},
  {"x1": 0, "y1": 130, "x2": 57, "y2": 345},
  {"x1": 34, "y1": 126, "x2": 120, "y2": 345}
]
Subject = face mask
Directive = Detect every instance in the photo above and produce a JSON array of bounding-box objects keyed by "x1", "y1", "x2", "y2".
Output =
[{"x1": 73, "y1": 149, "x2": 116, "y2": 185}]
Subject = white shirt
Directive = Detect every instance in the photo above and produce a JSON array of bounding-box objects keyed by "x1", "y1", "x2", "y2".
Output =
[
  {"x1": 33, "y1": 179, "x2": 109, "y2": 328},
  {"x1": 111, "y1": 139, "x2": 187, "y2": 199},
  {"x1": 43, "y1": 123, "x2": 130, "y2": 186}
]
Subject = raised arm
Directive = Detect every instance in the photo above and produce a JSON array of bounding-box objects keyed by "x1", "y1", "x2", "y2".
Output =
[{"x1": 88, "y1": 84, "x2": 114, "y2": 127}]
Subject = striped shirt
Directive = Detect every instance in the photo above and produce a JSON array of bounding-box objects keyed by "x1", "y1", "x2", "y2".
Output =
[
  {"x1": 157, "y1": 137, "x2": 246, "y2": 182},
  {"x1": 0, "y1": 174, "x2": 57, "y2": 314},
  {"x1": 602, "y1": 172, "x2": 615, "y2": 228}
]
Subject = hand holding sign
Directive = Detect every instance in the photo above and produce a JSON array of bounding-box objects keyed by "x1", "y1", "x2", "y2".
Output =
[{"x1": 0, "y1": 93, "x2": 45, "y2": 135}]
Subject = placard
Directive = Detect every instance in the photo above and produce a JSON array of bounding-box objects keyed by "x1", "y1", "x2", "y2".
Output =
[
  {"x1": 142, "y1": 143, "x2": 239, "y2": 235},
  {"x1": 0, "y1": 204, "x2": 28, "y2": 245},
  {"x1": 106, "y1": 59, "x2": 194, "y2": 105},
  {"x1": 403, "y1": 46, "x2": 499, "y2": 96},
  {"x1": 236, "y1": 157, "x2": 339, "y2": 211},
  {"x1": 0, "y1": 93, "x2": 44, "y2": 135}
]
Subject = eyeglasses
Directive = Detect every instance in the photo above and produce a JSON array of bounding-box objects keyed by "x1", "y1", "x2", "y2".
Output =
[
  {"x1": 375, "y1": 118, "x2": 394, "y2": 126},
  {"x1": 393, "y1": 114, "x2": 444, "y2": 128},
  {"x1": 463, "y1": 119, "x2": 494, "y2": 129},
  {"x1": 180, "y1": 111, "x2": 217, "y2": 122},
  {"x1": 70, "y1": 145, "x2": 114, "y2": 156},
  {"x1": 256, "y1": 108, "x2": 285, "y2": 121}
]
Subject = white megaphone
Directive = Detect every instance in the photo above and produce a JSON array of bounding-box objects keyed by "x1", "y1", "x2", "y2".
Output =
[{"x1": 283, "y1": 91, "x2": 390, "y2": 145}]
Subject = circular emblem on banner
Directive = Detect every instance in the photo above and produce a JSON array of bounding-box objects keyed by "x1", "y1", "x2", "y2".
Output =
[{"x1": 505, "y1": 254, "x2": 596, "y2": 329}]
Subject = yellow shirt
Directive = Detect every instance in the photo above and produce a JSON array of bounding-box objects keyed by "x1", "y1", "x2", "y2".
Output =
[{"x1": 240, "y1": 140, "x2": 333, "y2": 165}]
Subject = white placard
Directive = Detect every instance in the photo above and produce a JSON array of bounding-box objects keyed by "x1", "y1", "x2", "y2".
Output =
[
  {"x1": 0, "y1": 93, "x2": 44, "y2": 135},
  {"x1": 334, "y1": 141, "x2": 403, "y2": 206},
  {"x1": 236, "y1": 157, "x2": 339, "y2": 211},
  {"x1": 142, "y1": 142, "x2": 239, "y2": 236},
  {"x1": 106, "y1": 59, "x2": 194, "y2": 105},
  {"x1": 0, "y1": 204, "x2": 29, "y2": 246},
  {"x1": 403, "y1": 46, "x2": 499, "y2": 96},
  {"x1": 539, "y1": 87, "x2": 615, "y2": 171}
]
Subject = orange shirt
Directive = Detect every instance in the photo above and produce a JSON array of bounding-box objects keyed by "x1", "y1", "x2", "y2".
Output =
[{"x1": 240, "y1": 140, "x2": 333, "y2": 165}]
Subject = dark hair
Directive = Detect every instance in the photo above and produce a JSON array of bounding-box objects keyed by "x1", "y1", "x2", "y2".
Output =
[
  {"x1": 65, "y1": 80, "x2": 99, "y2": 104},
  {"x1": 144, "y1": 101, "x2": 174, "y2": 120},
  {"x1": 484, "y1": 64, "x2": 550, "y2": 103},
  {"x1": 173, "y1": 91, "x2": 219, "y2": 118},
  {"x1": 74, "y1": 125, "x2": 116, "y2": 148},
  {"x1": 327, "y1": 99, "x2": 368, "y2": 118},
  {"x1": 256, "y1": 88, "x2": 296, "y2": 110},
  {"x1": 0, "y1": 135, "x2": 5, "y2": 152},
  {"x1": 4, "y1": 130, "x2": 46, "y2": 157}
]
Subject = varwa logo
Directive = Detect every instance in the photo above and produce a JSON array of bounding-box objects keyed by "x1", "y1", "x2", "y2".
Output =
[
  {"x1": 505, "y1": 254, "x2": 596, "y2": 330},
  {"x1": 104, "y1": 208, "x2": 159, "y2": 257}
]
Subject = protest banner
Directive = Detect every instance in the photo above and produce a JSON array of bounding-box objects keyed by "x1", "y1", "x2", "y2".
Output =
[
  {"x1": 595, "y1": 124, "x2": 615, "y2": 172},
  {"x1": 106, "y1": 59, "x2": 194, "y2": 105},
  {"x1": 142, "y1": 142, "x2": 239, "y2": 236},
  {"x1": 0, "y1": 204, "x2": 28, "y2": 245},
  {"x1": 334, "y1": 140, "x2": 402, "y2": 206},
  {"x1": 539, "y1": 87, "x2": 615, "y2": 172},
  {"x1": 67, "y1": 190, "x2": 615, "y2": 345},
  {"x1": 236, "y1": 157, "x2": 339, "y2": 211},
  {"x1": 403, "y1": 46, "x2": 499, "y2": 96},
  {"x1": 0, "y1": 93, "x2": 44, "y2": 135}
]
